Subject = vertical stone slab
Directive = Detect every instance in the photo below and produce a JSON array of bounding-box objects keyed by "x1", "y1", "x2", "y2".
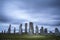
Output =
[
  {"x1": 25, "y1": 23, "x2": 27, "y2": 34},
  {"x1": 7, "y1": 24, "x2": 11, "y2": 34},
  {"x1": 29, "y1": 22, "x2": 34, "y2": 35},
  {"x1": 35, "y1": 25, "x2": 38, "y2": 34},
  {"x1": 19, "y1": 24, "x2": 22, "y2": 34}
]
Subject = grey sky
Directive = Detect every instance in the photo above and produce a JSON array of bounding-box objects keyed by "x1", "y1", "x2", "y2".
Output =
[{"x1": 0, "y1": 0, "x2": 60, "y2": 32}]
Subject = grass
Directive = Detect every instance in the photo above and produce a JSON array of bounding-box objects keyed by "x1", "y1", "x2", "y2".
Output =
[{"x1": 0, "y1": 34, "x2": 60, "y2": 40}]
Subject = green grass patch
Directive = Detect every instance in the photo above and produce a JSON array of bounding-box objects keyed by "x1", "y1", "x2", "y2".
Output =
[{"x1": 0, "y1": 34, "x2": 60, "y2": 40}]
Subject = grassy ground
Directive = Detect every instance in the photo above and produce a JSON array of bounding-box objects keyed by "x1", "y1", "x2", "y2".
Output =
[{"x1": 0, "y1": 34, "x2": 60, "y2": 40}]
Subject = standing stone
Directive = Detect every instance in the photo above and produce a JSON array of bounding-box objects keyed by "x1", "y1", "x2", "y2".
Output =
[
  {"x1": 4, "y1": 30, "x2": 6, "y2": 34},
  {"x1": 25, "y1": 23, "x2": 27, "y2": 34},
  {"x1": 7, "y1": 24, "x2": 11, "y2": 34},
  {"x1": 55, "y1": 28, "x2": 59, "y2": 36},
  {"x1": 14, "y1": 27, "x2": 16, "y2": 34},
  {"x1": 19, "y1": 24, "x2": 22, "y2": 34},
  {"x1": 49, "y1": 31, "x2": 53, "y2": 35},
  {"x1": 44, "y1": 28, "x2": 48, "y2": 35},
  {"x1": 1, "y1": 30, "x2": 3, "y2": 34},
  {"x1": 35, "y1": 25, "x2": 38, "y2": 34},
  {"x1": 29, "y1": 22, "x2": 34, "y2": 35},
  {"x1": 40, "y1": 26, "x2": 44, "y2": 34}
]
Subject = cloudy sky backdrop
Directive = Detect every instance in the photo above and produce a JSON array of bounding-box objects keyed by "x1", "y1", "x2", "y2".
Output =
[{"x1": 0, "y1": 0, "x2": 60, "y2": 33}]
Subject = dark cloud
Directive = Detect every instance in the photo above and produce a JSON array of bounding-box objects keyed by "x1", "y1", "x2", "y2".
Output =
[
  {"x1": 34, "y1": 21, "x2": 60, "y2": 26},
  {"x1": 0, "y1": 14, "x2": 10, "y2": 23},
  {"x1": 0, "y1": 14, "x2": 27, "y2": 24},
  {"x1": 0, "y1": 0, "x2": 60, "y2": 26},
  {"x1": 53, "y1": 17, "x2": 60, "y2": 20},
  {"x1": 19, "y1": 0, "x2": 60, "y2": 9}
]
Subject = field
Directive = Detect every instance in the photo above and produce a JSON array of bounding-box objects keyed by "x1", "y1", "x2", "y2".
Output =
[{"x1": 0, "y1": 34, "x2": 60, "y2": 40}]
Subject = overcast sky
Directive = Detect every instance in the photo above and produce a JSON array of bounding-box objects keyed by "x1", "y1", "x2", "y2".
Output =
[{"x1": 0, "y1": 0, "x2": 60, "y2": 33}]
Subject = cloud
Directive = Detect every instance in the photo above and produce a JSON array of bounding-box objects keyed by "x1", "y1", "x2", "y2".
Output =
[
  {"x1": 0, "y1": 0, "x2": 60, "y2": 26},
  {"x1": 18, "y1": 0, "x2": 60, "y2": 9}
]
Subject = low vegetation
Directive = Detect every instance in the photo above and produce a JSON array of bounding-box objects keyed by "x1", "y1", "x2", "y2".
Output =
[{"x1": 0, "y1": 34, "x2": 60, "y2": 40}]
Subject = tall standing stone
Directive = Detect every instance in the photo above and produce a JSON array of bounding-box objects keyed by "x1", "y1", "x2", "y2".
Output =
[
  {"x1": 7, "y1": 24, "x2": 11, "y2": 34},
  {"x1": 4, "y1": 30, "x2": 6, "y2": 34},
  {"x1": 19, "y1": 24, "x2": 22, "y2": 34},
  {"x1": 35, "y1": 25, "x2": 38, "y2": 34},
  {"x1": 14, "y1": 27, "x2": 16, "y2": 34},
  {"x1": 55, "y1": 28, "x2": 59, "y2": 36},
  {"x1": 40, "y1": 26, "x2": 44, "y2": 34},
  {"x1": 25, "y1": 23, "x2": 27, "y2": 34},
  {"x1": 29, "y1": 22, "x2": 34, "y2": 35},
  {"x1": 1, "y1": 30, "x2": 3, "y2": 34}
]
